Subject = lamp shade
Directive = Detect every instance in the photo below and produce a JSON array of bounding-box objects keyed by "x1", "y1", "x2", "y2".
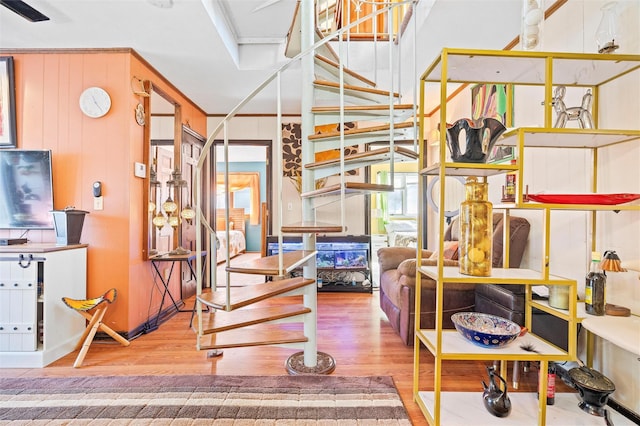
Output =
[{"x1": 162, "y1": 197, "x2": 177, "y2": 213}]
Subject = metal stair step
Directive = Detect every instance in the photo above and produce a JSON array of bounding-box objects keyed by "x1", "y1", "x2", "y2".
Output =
[
  {"x1": 199, "y1": 326, "x2": 307, "y2": 350},
  {"x1": 305, "y1": 145, "x2": 418, "y2": 179},
  {"x1": 311, "y1": 103, "x2": 415, "y2": 125},
  {"x1": 308, "y1": 121, "x2": 414, "y2": 151},
  {"x1": 201, "y1": 305, "x2": 311, "y2": 335},
  {"x1": 301, "y1": 182, "x2": 394, "y2": 199},
  {"x1": 314, "y1": 79, "x2": 400, "y2": 104},
  {"x1": 197, "y1": 276, "x2": 316, "y2": 310},
  {"x1": 224, "y1": 250, "x2": 316, "y2": 276},
  {"x1": 281, "y1": 221, "x2": 344, "y2": 234},
  {"x1": 314, "y1": 54, "x2": 376, "y2": 88}
]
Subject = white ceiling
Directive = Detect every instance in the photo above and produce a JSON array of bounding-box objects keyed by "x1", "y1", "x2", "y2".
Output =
[{"x1": 0, "y1": 0, "x2": 525, "y2": 115}]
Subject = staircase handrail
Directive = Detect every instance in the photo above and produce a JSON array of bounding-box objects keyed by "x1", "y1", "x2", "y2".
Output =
[{"x1": 194, "y1": 0, "x2": 415, "y2": 316}]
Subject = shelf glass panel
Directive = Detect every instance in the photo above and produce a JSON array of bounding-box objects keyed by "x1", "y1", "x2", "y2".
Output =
[
  {"x1": 531, "y1": 300, "x2": 588, "y2": 321},
  {"x1": 417, "y1": 391, "x2": 636, "y2": 426},
  {"x1": 500, "y1": 128, "x2": 640, "y2": 149},
  {"x1": 420, "y1": 162, "x2": 513, "y2": 177},
  {"x1": 422, "y1": 48, "x2": 640, "y2": 86},
  {"x1": 418, "y1": 266, "x2": 574, "y2": 285},
  {"x1": 418, "y1": 330, "x2": 568, "y2": 359}
]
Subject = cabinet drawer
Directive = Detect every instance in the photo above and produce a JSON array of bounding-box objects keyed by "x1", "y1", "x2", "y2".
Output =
[{"x1": 0, "y1": 258, "x2": 38, "y2": 287}]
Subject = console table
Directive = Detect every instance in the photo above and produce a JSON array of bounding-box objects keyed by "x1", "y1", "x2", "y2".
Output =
[{"x1": 147, "y1": 251, "x2": 206, "y2": 331}]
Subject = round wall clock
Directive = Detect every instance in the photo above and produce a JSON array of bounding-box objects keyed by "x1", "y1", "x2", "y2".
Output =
[
  {"x1": 79, "y1": 86, "x2": 111, "y2": 118},
  {"x1": 135, "y1": 103, "x2": 146, "y2": 126}
]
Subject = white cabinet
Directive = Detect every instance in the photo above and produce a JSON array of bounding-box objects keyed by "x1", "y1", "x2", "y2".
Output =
[{"x1": 0, "y1": 244, "x2": 87, "y2": 368}]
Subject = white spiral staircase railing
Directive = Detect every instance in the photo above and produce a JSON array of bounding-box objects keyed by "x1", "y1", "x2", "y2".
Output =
[{"x1": 192, "y1": 0, "x2": 418, "y2": 372}]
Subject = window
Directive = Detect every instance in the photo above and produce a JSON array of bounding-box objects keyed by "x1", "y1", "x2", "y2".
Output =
[{"x1": 383, "y1": 172, "x2": 418, "y2": 217}]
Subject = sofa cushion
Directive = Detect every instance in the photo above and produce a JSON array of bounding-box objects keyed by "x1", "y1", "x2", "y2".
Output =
[
  {"x1": 475, "y1": 284, "x2": 526, "y2": 311},
  {"x1": 491, "y1": 215, "x2": 530, "y2": 268},
  {"x1": 377, "y1": 247, "x2": 431, "y2": 272},
  {"x1": 443, "y1": 214, "x2": 528, "y2": 267}
]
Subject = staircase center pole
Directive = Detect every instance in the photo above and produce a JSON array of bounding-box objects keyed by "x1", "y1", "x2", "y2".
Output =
[
  {"x1": 301, "y1": 0, "x2": 318, "y2": 370},
  {"x1": 283, "y1": 0, "x2": 335, "y2": 375}
]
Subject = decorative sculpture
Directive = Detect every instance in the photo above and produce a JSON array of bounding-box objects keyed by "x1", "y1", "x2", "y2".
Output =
[
  {"x1": 444, "y1": 117, "x2": 507, "y2": 163},
  {"x1": 482, "y1": 365, "x2": 512, "y2": 417},
  {"x1": 552, "y1": 85, "x2": 594, "y2": 129}
]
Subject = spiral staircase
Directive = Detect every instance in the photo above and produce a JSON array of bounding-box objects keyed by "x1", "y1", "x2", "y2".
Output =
[{"x1": 193, "y1": 0, "x2": 419, "y2": 374}]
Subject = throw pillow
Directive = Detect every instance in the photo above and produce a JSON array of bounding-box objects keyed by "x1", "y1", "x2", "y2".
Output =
[{"x1": 428, "y1": 241, "x2": 459, "y2": 260}]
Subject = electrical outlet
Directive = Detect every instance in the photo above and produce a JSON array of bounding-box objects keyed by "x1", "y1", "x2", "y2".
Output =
[{"x1": 93, "y1": 196, "x2": 104, "y2": 210}]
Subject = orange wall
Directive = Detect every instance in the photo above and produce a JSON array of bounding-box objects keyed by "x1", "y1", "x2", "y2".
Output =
[{"x1": 0, "y1": 49, "x2": 207, "y2": 334}]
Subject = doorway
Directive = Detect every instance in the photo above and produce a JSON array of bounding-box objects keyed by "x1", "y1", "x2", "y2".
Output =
[{"x1": 212, "y1": 140, "x2": 272, "y2": 256}]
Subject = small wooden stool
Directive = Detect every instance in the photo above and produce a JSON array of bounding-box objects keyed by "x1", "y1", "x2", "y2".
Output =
[{"x1": 62, "y1": 288, "x2": 130, "y2": 368}]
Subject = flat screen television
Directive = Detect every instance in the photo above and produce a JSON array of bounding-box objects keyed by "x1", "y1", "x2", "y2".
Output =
[{"x1": 0, "y1": 149, "x2": 54, "y2": 229}]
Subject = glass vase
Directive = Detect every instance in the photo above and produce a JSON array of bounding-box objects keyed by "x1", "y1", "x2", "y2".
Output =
[{"x1": 459, "y1": 177, "x2": 493, "y2": 276}]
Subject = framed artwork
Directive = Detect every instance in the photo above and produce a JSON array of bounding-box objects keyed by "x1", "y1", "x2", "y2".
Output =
[
  {"x1": 0, "y1": 57, "x2": 17, "y2": 148},
  {"x1": 471, "y1": 83, "x2": 514, "y2": 163},
  {"x1": 282, "y1": 122, "x2": 358, "y2": 178}
]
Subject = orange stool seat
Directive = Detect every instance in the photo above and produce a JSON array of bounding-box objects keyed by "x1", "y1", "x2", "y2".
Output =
[{"x1": 62, "y1": 288, "x2": 129, "y2": 367}]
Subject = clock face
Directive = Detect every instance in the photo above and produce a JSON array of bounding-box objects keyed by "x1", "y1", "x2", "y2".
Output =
[{"x1": 79, "y1": 87, "x2": 111, "y2": 118}]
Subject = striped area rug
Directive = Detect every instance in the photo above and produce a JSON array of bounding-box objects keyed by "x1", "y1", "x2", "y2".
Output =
[{"x1": 0, "y1": 375, "x2": 410, "y2": 425}]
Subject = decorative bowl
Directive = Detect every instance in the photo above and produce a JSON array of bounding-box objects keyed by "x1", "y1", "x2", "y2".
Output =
[{"x1": 450, "y1": 312, "x2": 521, "y2": 348}]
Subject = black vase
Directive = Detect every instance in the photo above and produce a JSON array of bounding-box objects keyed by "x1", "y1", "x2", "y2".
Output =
[{"x1": 444, "y1": 117, "x2": 507, "y2": 163}]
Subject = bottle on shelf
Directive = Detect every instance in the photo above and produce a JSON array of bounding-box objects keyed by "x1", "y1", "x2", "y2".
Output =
[
  {"x1": 501, "y1": 159, "x2": 518, "y2": 202},
  {"x1": 585, "y1": 251, "x2": 606, "y2": 316},
  {"x1": 546, "y1": 362, "x2": 556, "y2": 405},
  {"x1": 459, "y1": 176, "x2": 492, "y2": 276},
  {"x1": 536, "y1": 361, "x2": 556, "y2": 405}
]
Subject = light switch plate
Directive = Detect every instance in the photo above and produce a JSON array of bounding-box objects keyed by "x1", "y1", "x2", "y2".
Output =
[
  {"x1": 134, "y1": 162, "x2": 146, "y2": 178},
  {"x1": 93, "y1": 196, "x2": 104, "y2": 210}
]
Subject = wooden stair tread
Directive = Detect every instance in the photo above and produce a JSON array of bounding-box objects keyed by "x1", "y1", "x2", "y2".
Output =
[
  {"x1": 200, "y1": 328, "x2": 307, "y2": 350},
  {"x1": 314, "y1": 79, "x2": 400, "y2": 99},
  {"x1": 225, "y1": 250, "x2": 316, "y2": 275},
  {"x1": 311, "y1": 104, "x2": 414, "y2": 113},
  {"x1": 201, "y1": 305, "x2": 311, "y2": 334},
  {"x1": 308, "y1": 121, "x2": 413, "y2": 141},
  {"x1": 197, "y1": 276, "x2": 315, "y2": 310},
  {"x1": 311, "y1": 103, "x2": 415, "y2": 125},
  {"x1": 305, "y1": 146, "x2": 418, "y2": 170},
  {"x1": 281, "y1": 221, "x2": 344, "y2": 234},
  {"x1": 314, "y1": 54, "x2": 376, "y2": 88},
  {"x1": 301, "y1": 182, "x2": 394, "y2": 198}
]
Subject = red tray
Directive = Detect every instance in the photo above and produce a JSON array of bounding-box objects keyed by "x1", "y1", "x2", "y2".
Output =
[{"x1": 525, "y1": 193, "x2": 640, "y2": 205}]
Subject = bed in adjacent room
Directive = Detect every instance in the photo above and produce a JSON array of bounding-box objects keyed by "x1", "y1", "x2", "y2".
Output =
[
  {"x1": 215, "y1": 208, "x2": 246, "y2": 262},
  {"x1": 385, "y1": 219, "x2": 418, "y2": 248}
]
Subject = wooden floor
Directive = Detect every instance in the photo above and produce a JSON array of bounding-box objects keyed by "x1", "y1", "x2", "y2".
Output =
[{"x1": 2, "y1": 291, "x2": 556, "y2": 425}]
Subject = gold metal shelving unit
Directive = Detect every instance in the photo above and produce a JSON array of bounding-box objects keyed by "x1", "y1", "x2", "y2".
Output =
[{"x1": 414, "y1": 48, "x2": 640, "y2": 426}]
